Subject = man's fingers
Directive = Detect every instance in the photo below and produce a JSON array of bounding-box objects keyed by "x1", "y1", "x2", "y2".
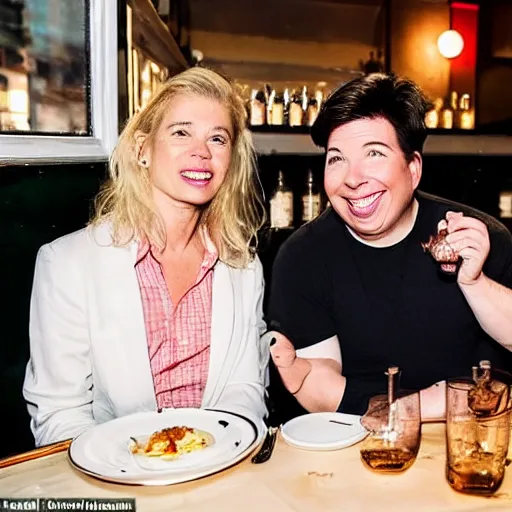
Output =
[{"x1": 437, "y1": 219, "x2": 448, "y2": 232}]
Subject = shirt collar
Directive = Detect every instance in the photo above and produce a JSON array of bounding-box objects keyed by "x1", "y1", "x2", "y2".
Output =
[
  {"x1": 198, "y1": 226, "x2": 219, "y2": 271},
  {"x1": 135, "y1": 226, "x2": 218, "y2": 268}
]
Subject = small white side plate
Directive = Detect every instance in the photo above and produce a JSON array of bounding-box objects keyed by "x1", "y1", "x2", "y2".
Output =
[{"x1": 281, "y1": 412, "x2": 368, "y2": 451}]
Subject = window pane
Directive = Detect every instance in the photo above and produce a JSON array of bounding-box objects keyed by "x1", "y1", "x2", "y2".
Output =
[{"x1": 0, "y1": 0, "x2": 90, "y2": 135}]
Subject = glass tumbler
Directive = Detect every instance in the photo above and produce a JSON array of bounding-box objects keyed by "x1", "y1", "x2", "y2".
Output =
[
  {"x1": 360, "y1": 391, "x2": 421, "y2": 473},
  {"x1": 446, "y1": 379, "x2": 512, "y2": 495}
]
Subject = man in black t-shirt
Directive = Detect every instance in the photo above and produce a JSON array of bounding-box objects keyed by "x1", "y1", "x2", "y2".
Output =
[{"x1": 267, "y1": 74, "x2": 512, "y2": 422}]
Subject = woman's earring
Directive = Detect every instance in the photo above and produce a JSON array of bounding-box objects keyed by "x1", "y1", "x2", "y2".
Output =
[{"x1": 139, "y1": 159, "x2": 148, "y2": 168}]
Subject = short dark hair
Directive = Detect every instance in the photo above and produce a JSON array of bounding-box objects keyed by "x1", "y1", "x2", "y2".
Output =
[{"x1": 311, "y1": 73, "x2": 433, "y2": 160}]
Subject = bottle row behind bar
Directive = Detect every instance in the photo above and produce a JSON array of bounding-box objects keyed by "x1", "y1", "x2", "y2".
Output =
[
  {"x1": 239, "y1": 81, "x2": 475, "y2": 131},
  {"x1": 425, "y1": 90, "x2": 475, "y2": 130},
  {"x1": 240, "y1": 82, "x2": 330, "y2": 129},
  {"x1": 268, "y1": 168, "x2": 328, "y2": 230}
]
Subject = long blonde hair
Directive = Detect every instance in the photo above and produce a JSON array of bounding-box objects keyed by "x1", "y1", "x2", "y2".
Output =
[{"x1": 91, "y1": 67, "x2": 265, "y2": 268}]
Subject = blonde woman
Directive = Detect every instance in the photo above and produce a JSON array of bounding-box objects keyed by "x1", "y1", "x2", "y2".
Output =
[{"x1": 23, "y1": 67, "x2": 269, "y2": 447}]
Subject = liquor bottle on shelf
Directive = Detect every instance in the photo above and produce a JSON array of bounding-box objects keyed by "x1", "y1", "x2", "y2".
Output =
[
  {"x1": 450, "y1": 91, "x2": 462, "y2": 129},
  {"x1": 266, "y1": 88, "x2": 276, "y2": 125},
  {"x1": 458, "y1": 93, "x2": 475, "y2": 130},
  {"x1": 283, "y1": 88, "x2": 290, "y2": 125},
  {"x1": 499, "y1": 190, "x2": 512, "y2": 219},
  {"x1": 289, "y1": 90, "x2": 303, "y2": 127},
  {"x1": 440, "y1": 96, "x2": 454, "y2": 129},
  {"x1": 270, "y1": 91, "x2": 284, "y2": 126},
  {"x1": 250, "y1": 88, "x2": 266, "y2": 126},
  {"x1": 425, "y1": 97, "x2": 442, "y2": 129},
  {"x1": 302, "y1": 170, "x2": 321, "y2": 223},
  {"x1": 301, "y1": 86, "x2": 309, "y2": 119},
  {"x1": 264, "y1": 83, "x2": 273, "y2": 104},
  {"x1": 315, "y1": 82, "x2": 326, "y2": 110},
  {"x1": 270, "y1": 170, "x2": 294, "y2": 230},
  {"x1": 307, "y1": 95, "x2": 319, "y2": 126}
]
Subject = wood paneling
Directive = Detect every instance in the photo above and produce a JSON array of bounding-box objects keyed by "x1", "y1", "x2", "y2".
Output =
[{"x1": 190, "y1": 0, "x2": 384, "y2": 44}]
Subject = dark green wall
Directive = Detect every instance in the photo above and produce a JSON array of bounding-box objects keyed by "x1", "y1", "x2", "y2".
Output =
[{"x1": 0, "y1": 162, "x2": 107, "y2": 457}]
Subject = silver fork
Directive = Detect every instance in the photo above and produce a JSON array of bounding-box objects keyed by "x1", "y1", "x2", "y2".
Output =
[{"x1": 251, "y1": 426, "x2": 279, "y2": 464}]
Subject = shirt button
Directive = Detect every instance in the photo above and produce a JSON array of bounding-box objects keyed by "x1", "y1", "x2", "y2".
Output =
[{"x1": 180, "y1": 339, "x2": 189, "y2": 345}]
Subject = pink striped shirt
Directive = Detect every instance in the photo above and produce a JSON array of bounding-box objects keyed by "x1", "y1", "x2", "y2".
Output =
[{"x1": 135, "y1": 231, "x2": 218, "y2": 409}]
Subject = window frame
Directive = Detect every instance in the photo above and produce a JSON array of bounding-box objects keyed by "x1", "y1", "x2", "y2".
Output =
[{"x1": 0, "y1": 0, "x2": 118, "y2": 165}]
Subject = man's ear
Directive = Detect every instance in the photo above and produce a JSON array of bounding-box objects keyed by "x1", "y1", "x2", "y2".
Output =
[{"x1": 408, "y1": 151, "x2": 422, "y2": 190}]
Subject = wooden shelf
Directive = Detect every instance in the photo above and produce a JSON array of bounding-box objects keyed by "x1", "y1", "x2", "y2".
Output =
[
  {"x1": 253, "y1": 133, "x2": 321, "y2": 155},
  {"x1": 252, "y1": 132, "x2": 512, "y2": 156},
  {"x1": 128, "y1": 0, "x2": 188, "y2": 72}
]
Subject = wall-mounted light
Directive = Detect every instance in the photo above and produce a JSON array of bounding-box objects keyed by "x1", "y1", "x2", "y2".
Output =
[{"x1": 437, "y1": 29, "x2": 464, "y2": 59}]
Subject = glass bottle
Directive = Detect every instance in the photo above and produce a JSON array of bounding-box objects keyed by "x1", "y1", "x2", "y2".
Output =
[
  {"x1": 270, "y1": 91, "x2": 284, "y2": 126},
  {"x1": 249, "y1": 88, "x2": 266, "y2": 126},
  {"x1": 288, "y1": 90, "x2": 303, "y2": 127},
  {"x1": 302, "y1": 170, "x2": 321, "y2": 222},
  {"x1": 270, "y1": 170, "x2": 294, "y2": 229},
  {"x1": 459, "y1": 94, "x2": 475, "y2": 130},
  {"x1": 440, "y1": 96, "x2": 454, "y2": 129},
  {"x1": 307, "y1": 95, "x2": 319, "y2": 126},
  {"x1": 283, "y1": 88, "x2": 290, "y2": 126},
  {"x1": 301, "y1": 85, "x2": 309, "y2": 118},
  {"x1": 450, "y1": 91, "x2": 460, "y2": 128},
  {"x1": 266, "y1": 88, "x2": 275, "y2": 125},
  {"x1": 315, "y1": 82, "x2": 326, "y2": 110},
  {"x1": 425, "y1": 97, "x2": 443, "y2": 129}
]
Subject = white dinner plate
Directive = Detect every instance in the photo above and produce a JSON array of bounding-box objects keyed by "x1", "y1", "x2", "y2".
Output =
[
  {"x1": 68, "y1": 408, "x2": 260, "y2": 486},
  {"x1": 281, "y1": 412, "x2": 368, "y2": 451}
]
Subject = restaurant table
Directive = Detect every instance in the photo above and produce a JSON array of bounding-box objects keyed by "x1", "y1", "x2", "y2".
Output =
[{"x1": 1, "y1": 423, "x2": 512, "y2": 511}]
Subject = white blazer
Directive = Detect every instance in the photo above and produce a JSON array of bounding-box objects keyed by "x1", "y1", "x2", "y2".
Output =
[{"x1": 23, "y1": 223, "x2": 269, "y2": 447}]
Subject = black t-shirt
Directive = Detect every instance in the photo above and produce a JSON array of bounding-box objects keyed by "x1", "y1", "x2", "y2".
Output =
[{"x1": 267, "y1": 191, "x2": 512, "y2": 419}]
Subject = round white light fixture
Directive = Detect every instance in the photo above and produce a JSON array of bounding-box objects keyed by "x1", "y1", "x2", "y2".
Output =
[{"x1": 437, "y1": 30, "x2": 464, "y2": 59}]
